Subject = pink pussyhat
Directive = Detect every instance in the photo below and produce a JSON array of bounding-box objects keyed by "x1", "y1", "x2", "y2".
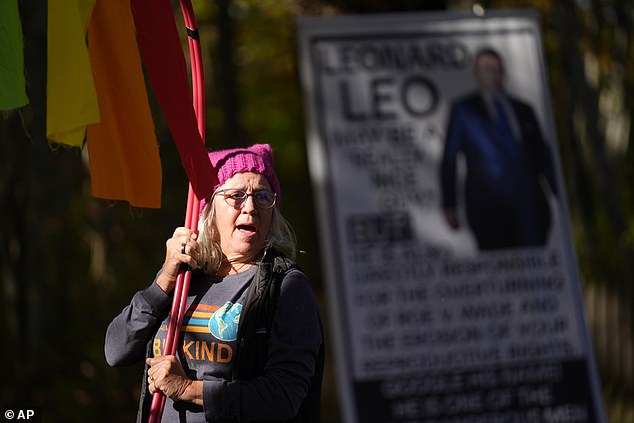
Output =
[{"x1": 200, "y1": 143, "x2": 281, "y2": 211}]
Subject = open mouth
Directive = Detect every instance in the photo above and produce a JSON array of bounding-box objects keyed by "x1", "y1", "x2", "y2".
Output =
[{"x1": 236, "y1": 224, "x2": 257, "y2": 234}]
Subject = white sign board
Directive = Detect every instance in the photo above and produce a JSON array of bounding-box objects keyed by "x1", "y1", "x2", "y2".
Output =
[{"x1": 298, "y1": 10, "x2": 605, "y2": 423}]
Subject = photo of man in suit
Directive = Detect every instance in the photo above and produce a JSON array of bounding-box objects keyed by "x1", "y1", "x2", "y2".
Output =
[{"x1": 440, "y1": 47, "x2": 558, "y2": 250}]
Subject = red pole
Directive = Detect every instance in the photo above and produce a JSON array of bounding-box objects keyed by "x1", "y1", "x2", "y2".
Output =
[{"x1": 148, "y1": 1, "x2": 206, "y2": 421}]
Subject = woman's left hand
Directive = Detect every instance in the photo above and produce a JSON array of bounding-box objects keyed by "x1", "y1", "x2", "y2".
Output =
[{"x1": 146, "y1": 356, "x2": 197, "y2": 402}]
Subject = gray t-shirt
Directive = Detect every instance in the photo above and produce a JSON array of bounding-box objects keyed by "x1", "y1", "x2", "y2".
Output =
[
  {"x1": 160, "y1": 267, "x2": 256, "y2": 422},
  {"x1": 105, "y1": 265, "x2": 322, "y2": 422}
]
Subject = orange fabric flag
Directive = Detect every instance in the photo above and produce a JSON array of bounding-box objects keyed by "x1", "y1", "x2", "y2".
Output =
[{"x1": 86, "y1": 0, "x2": 161, "y2": 208}]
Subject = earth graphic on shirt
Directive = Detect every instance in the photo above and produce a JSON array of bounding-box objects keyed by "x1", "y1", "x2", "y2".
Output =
[{"x1": 208, "y1": 301, "x2": 242, "y2": 341}]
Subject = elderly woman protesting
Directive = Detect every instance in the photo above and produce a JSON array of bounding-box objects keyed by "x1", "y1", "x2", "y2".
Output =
[{"x1": 105, "y1": 144, "x2": 324, "y2": 422}]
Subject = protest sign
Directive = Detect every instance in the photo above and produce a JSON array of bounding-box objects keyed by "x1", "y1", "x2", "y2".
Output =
[{"x1": 298, "y1": 10, "x2": 605, "y2": 423}]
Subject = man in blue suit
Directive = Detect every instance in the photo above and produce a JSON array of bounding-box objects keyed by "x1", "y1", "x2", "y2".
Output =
[{"x1": 440, "y1": 48, "x2": 558, "y2": 250}]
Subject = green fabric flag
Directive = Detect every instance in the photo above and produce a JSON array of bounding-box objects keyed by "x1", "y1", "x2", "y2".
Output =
[{"x1": 0, "y1": 0, "x2": 29, "y2": 110}]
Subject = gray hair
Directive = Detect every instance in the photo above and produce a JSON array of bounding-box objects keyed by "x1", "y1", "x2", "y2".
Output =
[{"x1": 196, "y1": 199, "x2": 297, "y2": 275}]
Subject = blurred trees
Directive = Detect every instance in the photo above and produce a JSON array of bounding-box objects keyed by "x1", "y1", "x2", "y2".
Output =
[
  {"x1": 549, "y1": 3, "x2": 633, "y2": 420},
  {"x1": 1, "y1": 0, "x2": 632, "y2": 421}
]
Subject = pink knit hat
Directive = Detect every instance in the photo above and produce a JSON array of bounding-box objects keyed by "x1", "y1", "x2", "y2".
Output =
[{"x1": 200, "y1": 144, "x2": 280, "y2": 210}]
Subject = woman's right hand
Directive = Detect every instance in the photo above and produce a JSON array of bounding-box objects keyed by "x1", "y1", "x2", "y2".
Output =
[{"x1": 156, "y1": 227, "x2": 200, "y2": 293}]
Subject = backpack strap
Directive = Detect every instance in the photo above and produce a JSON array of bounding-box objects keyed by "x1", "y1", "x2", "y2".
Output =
[
  {"x1": 232, "y1": 248, "x2": 295, "y2": 380},
  {"x1": 138, "y1": 340, "x2": 153, "y2": 423}
]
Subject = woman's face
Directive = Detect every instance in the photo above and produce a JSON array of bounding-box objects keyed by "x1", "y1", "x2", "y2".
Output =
[{"x1": 212, "y1": 172, "x2": 274, "y2": 264}]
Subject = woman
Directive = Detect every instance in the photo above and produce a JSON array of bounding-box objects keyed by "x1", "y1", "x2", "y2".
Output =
[{"x1": 105, "y1": 144, "x2": 324, "y2": 422}]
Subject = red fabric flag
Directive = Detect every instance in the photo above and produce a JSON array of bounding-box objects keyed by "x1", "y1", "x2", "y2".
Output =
[{"x1": 130, "y1": 0, "x2": 214, "y2": 200}]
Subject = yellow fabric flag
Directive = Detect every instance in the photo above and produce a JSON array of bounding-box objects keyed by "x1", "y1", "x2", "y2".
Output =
[
  {"x1": 47, "y1": 0, "x2": 99, "y2": 147},
  {"x1": 0, "y1": 0, "x2": 29, "y2": 110},
  {"x1": 86, "y1": 0, "x2": 162, "y2": 208}
]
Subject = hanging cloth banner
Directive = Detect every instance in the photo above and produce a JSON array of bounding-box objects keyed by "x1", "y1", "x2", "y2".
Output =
[
  {"x1": 130, "y1": 0, "x2": 214, "y2": 201},
  {"x1": 86, "y1": 0, "x2": 162, "y2": 208},
  {"x1": 47, "y1": 0, "x2": 100, "y2": 147},
  {"x1": 0, "y1": 0, "x2": 29, "y2": 110}
]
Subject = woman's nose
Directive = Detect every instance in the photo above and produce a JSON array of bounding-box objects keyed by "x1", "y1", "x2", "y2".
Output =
[{"x1": 241, "y1": 194, "x2": 257, "y2": 213}]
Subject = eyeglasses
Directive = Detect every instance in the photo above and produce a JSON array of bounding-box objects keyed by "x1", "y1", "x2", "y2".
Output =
[{"x1": 214, "y1": 189, "x2": 277, "y2": 209}]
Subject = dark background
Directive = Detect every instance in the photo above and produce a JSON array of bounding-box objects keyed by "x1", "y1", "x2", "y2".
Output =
[{"x1": 1, "y1": 0, "x2": 632, "y2": 421}]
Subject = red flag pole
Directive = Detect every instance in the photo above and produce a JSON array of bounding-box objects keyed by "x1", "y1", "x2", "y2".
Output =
[{"x1": 148, "y1": 1, "x2": 206, "y2": 421}]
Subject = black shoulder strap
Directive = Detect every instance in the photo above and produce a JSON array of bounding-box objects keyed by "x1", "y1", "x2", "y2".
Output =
[
  {"x1": 232, "y1": 249, "x2": 294, "y2": 379},
  {"x1": 138, "y1": 339, "x2": 153, "y2": 423},
  {"x1": 232, "y1": 251, "x2": 324, "y2": 423}
]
